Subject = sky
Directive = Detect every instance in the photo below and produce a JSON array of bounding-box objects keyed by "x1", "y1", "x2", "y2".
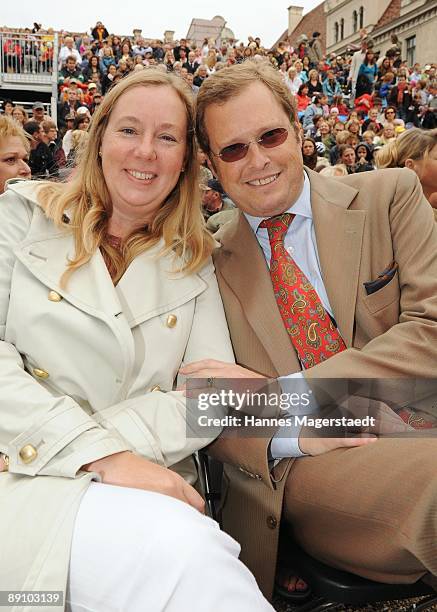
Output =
[{"x1": 1, "y1": 0, "x2": 322, "y2": 48}]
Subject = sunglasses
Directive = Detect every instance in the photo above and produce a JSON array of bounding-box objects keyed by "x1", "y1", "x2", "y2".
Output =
[{"x1": 211, "y1": 127, "x2": 289, "y2": 163}]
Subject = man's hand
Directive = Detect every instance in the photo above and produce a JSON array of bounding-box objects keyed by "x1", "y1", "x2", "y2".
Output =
[
  {"x1": 298, "y1": 434, "x2": 377, "y2": 456},
  {"x1": 180, "y1": 359, "x2": 264, "y2": 379},
  {"x1": 82, "y1": 451, "x2": 205, "y2": 513}
]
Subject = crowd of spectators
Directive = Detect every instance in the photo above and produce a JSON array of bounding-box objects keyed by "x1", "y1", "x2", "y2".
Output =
[{"x1": 1, "y1": 22, "x2": 436, "y2": 198}]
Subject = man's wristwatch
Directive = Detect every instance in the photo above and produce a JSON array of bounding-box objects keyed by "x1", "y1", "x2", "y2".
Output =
[{"x1": 0, "y1": 453, "x2": 9, "y2": 471}]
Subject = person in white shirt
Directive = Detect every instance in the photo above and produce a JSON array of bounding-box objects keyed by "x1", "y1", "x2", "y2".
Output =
[{"x1": 58, "y1": 36, "x2": 82, "y2": 69}]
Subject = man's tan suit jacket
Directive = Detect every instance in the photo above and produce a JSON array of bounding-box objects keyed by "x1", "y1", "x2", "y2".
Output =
[{"x1": 209, "y1": 168, "x2": 437, "y2": 598}]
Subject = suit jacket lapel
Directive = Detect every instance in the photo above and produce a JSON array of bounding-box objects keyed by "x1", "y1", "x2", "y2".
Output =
[
  {"x1": 218, "y1": 212, "x2": 301, "y2": 376},
  {"x1": 308, "y1": 169, "x2": 365, "y2": 346}
]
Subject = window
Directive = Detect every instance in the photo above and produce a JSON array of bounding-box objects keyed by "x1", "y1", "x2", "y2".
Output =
[
  {"x1": 353, "y1": 10, "x2": 358, "y2": 33},
  {"x1": 340, "y1": 18, "x2": 345, "y2": 40},
  {"x1": 334, "y1": 22, "x2": 339, "y2": 43},
  {"x1": 406, "y1": 35, "x2": 416, "y2": 66},
  {"x1": 359, "y1": 6, "x2": 364, "y2": 29}
]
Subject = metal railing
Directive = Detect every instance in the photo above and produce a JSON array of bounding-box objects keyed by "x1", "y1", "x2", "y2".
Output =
[{"x1": 0, "y1": 31, "x2": 59, "y2": 120}]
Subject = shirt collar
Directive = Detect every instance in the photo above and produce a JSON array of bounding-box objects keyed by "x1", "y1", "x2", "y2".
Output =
[{"x1": 244, "y1": 171, "x2": 312, "y2": 235}]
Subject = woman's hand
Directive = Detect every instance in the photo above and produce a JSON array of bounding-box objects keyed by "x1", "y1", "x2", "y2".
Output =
[
  {"x1": 82, "y1": 451, "x2": 204, "y2": 513},
  {"x1": 180, "y1": 359, "x2": 264, "y2": 380}
]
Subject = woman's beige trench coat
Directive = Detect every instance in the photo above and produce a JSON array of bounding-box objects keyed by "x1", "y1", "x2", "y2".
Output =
[{"x1": 0, "y1": 180, "x2": 234, "y2": 611}]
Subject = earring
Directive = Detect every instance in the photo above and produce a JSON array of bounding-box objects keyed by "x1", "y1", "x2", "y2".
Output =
[{"x1": 99, "y1": 151, "x2": 102, "y2": 157}]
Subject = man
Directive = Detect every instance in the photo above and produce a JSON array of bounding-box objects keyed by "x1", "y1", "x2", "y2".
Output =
[
  {"x1": 183, "y1": 51, "x2": 198, "y2": 74},
  {"x1": 58, "y1": 55, "x2": 84, "y2": 86},
  {"x1": 41, "y1": 119, "x2": 65, "y2": 177},
  {"x1": 307, "y1": 31, "x2": 323, "y2": 69},
  {"x1": 24, "y1": 120, "x2": 53, "y2": 178},
  {"x1": 200, "y1": 178, "x2": 234, "y2": 221},
  {"x1": 58, "y1": 36, "x2": 81, "y2": 69},
  {"x1": 184, "y1": 61, "x2": 437, "y2": 600},
  {"x1": 348, "y1": 37, "x2": 371, "y2": 101},
  {"x1": 31, "y1": 102, "x2": 48, "y2": 125},
  {"x1": 173, "y1": 38, "x2": 189, "y2": 62}
]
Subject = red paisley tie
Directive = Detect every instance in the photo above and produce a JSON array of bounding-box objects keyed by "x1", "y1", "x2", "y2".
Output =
[{"x1": 260, "y1": 213, "x2": 346, "y2": 369}]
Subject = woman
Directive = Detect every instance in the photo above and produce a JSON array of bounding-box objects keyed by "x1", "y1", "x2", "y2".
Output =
[
  {"x1": 82, "y1": 54, "x2": 102, "y2": 83},
  {"x1": 296, "y1": 83, "x2": 311, "y2": 112},
  {"x1": 0, "y1": 69, "x2": 272, "y2": 612},
  {"x1": 378, "y1": 123, "x2": 396, "y2": 145},
  {"x1": 307, "y1": 69, "x2": 322, "y2": 96},
  {"x1": 11, "y1": 105, "x2": 28, "y2": 126},
  {"x1": 0, "y1": 115, "x2": 31, "y2": 193},
  {"x1": 358, "y1": 49, "x2": 378, "y2": 93},
  {"x1": 1, "y1": 99, "x2": 14, "y2": 116},
  {"x1": 302, "y1": 137, "x2": 318, "y2": 170},
  {"x1": 337, "y1": 143, "x2": 356, "y2": 173},
  {"x1": 376, "y1": 127, "x2": 437, "y2": 212}
]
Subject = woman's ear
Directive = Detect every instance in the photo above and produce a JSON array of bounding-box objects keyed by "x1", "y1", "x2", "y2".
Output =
[{"x1": 404, "y1": 158, "x2": 415, "y2": 171}]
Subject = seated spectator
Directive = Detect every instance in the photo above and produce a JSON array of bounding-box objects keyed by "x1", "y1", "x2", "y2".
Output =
[
  {"x1": 322, "y1": 70, "x2": 341, "y2": 104},
  {"x1": 355, "y1": 142, "x2": 374, "y2": 172},
  {"x1": 317, "y1": 119, "x2": 335, "y2": 147},
  {"x1": 302, "y1": 137, "x2": 318, "y2": 170},
  {"x1": 200, "y1": 178, "x2": 234, "y2": 220},
  {"x1": 285, "y1": 66, "x2": 302, "y2": 95},
  {"x1": 362, "y1": 129, "x2": 377, "y2": 146},
  {"x1": 11, "y1": 106, "x2": 28, "y2": 127},
  {"x1": 193, "y1": 65, "x2": 209, "y2": 88},
  {"x1": 337, "y1": 143, "x2": 356, "y2": 173},
  {"x1": 377, "y1": 123, "x2": 397, "y2": 145},
  {"x1": 41, "y1": 119, "x2": 66, "y2": 177},
  {"x1": 24, "y1": 120, "x2": 52, "y2": 177},
  {"x1": 376, "y1": 127, "x2": 437, "y2": 209},
  {"x1": 58, "y1": 89, "x2": 85, "y2": 128},
  {"x1": 31, "y1": 102, "x2": 49, "y2": 125},
  {"x1": 296, "y1": 83, "x2": 311, "y2": 112},
  {"x1": 302, "y1": 93, "x2": 324, "y2": 129},
  {"x1": 59, "y1": 55, "x2": 84, "y2": 86},
  {"x1": 66, "y1": 128, "x2": 89, "y2": 167},
  {"x1": 99, "y1": 47, "x2": 116, "y2": 75},
  {"x1": 82, "y1": 55, "x2": 102, "y2": 83},
  {"x1": 330, "y1": 130, "x2": 352, "y2": 165},
  {"x1": 1, "y1": 99, "x2": 14, "y2": 116},
  {"x1": 0, "y1": 115, "x2": 31, "y2": 192},
  {"x1": 362, "y1": 107, "x2": 383, "y2": 133},
  {"x1": 346, "y1": 118, "x2": 362, "y2": 140},
  {"x1": 319, "y1": 164, "x2": 348, "y2": 177},
  {"x1": 58, "y1": 35, "x2": 81, "y2": 69},
  {"x1": 307, "y1": 69, "x2": 322, "y2": 96},
  {"x1": 101, "y1": 64, "x2": 118, "y2": 95}
]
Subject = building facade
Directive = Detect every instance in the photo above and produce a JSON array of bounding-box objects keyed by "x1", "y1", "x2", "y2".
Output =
[
  {"x1": 186, "y1": 15, "x2": 236, "y2": 48},
  {"x1": 325, "y1": 0, "x2": 437, "y2": 65}
]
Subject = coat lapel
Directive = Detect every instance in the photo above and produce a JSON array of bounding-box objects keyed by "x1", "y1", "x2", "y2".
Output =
[
  {"x1": 218, "y1": 212, "x2": 301, "y2": 376},
  {"x1": 13, "y1": 189, "x2": 206, "y2": 328},
  {"x1": 307, "y1": 169, "x2": 365, "y2": 346}
]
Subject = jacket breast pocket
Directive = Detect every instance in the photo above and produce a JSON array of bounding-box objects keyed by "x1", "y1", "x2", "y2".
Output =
[{"x1": 363, "y1": 271, "x2": 400, "y2": 315}]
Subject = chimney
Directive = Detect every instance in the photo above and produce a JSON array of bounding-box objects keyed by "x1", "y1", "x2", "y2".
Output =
[{"x1": 288, "y1": 6, "x2": 304, "y2": 36}]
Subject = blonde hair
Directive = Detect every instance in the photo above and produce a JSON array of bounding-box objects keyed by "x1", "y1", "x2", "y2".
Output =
[
  {"x1": 37, "y1": 69, "x2": 213, "y2": 286},
  {"x1": 376, "y1": 128, "x2": 437, "y2": 169},
  {"x1": 70, "y1": 129, "x2": 89, "y2": 151},
  {"x1": 319, "y1": 164, "x2": 348, "y2": 177},
  {"x1": 196, "y1": 60, "x2": 298, "y2": 154},
  {"x1": 0, "y1": 114, "x2": 30, "y2": 152}
]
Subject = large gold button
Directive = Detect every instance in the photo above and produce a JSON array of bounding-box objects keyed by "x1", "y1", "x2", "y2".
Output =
[
  {"x1": 19, "y1": 444, "x2": 38, "y2": 464},
  {"x1": 150, "y1": 385, "x2": 161, "y2": 392},
  {"x1": 33, "y1": 368, "x2": 49, "y2": 379},
  {"x1": 48, "y1": 290, "x2": 62, "y2": 302},
  {"x1": 166, "y1": 314, "x2": 177, "y2": 328}
]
